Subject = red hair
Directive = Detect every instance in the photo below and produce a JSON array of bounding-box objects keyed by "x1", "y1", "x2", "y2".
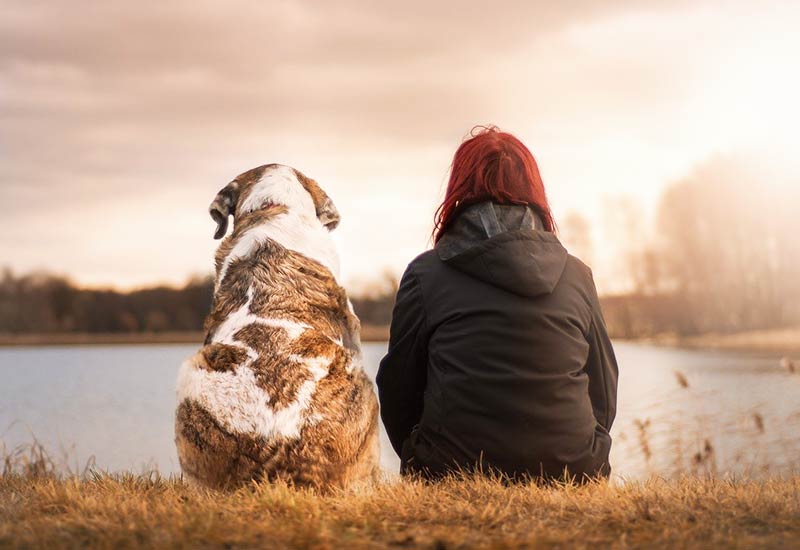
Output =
[{"x1": 433, "y1": 126, "x2": 555, "y2": 243}]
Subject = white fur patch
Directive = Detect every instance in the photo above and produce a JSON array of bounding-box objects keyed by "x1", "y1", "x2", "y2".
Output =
[
  {"x1": 176, "y1": 357, "x2": 321, "y2": 440},
  {"x1": 240, "y1": 165, "x2": 313, "y2": 215},
  {"x1": 176, "y1": 284, "x2": 335, "y2": 440}
]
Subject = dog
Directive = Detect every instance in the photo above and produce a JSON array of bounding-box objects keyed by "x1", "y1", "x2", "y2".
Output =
[{"x1": 175, "y1": 163, "x2": 380, "y2": 491}]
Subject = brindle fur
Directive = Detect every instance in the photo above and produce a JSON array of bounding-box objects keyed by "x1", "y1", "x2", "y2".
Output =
[{"x1": 175, "y1": 165, "x2": 379, "y2": 492}]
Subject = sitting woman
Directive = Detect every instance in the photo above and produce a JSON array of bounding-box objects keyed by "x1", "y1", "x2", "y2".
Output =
[{"x1": 376, "y1": 126, "x2": 618, "y2": 482}]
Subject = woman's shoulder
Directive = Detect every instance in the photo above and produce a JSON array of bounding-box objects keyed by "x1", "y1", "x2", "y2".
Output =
[
  {"x1": 407, "y1": 249, "x2": 438, "y2": 270},
  {"x1": 563, "y1": 253, "x2": 594, "y2": 282},
  {"x1": 400, "y1": 249, "x2": 445, "y2": 287},
  {"x1": 560, "y1": 254, "x2": 602, "y2": 310}
]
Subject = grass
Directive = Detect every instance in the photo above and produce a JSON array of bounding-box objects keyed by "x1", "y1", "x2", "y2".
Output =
[{"x1": 1, "y1": 446, "x2": 799, "y2": 550}]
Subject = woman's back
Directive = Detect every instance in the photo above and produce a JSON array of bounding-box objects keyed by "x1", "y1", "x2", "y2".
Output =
[{"x1": 377, "y1": 201, "x2": 617, "y2": 480}]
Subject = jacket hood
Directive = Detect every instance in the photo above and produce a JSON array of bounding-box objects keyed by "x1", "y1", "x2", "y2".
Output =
[{"x1": 435, "y1": 201, "x2": 568, "y2": 297}]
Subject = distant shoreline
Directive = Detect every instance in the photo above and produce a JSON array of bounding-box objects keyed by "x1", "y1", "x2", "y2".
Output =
[
  {"x1": 616, "y1": 326, "x2": 800, "y2": 357},
  {"x1": 1, "y1": 326, "x2": 797, "y2": 357},
  {"x1": 0, "y1": 325, "x2": 391, "y2": 347}
]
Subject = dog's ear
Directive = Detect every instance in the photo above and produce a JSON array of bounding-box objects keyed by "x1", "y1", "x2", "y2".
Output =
[
  {"x1": 209, "y1": 182, "x2": 239, "y2": 239},
  {"x1": 294, "y1": 170, "x2": 341, "y2": 231},
  {"x1": 316, "y1": 191, "x2": 340, "y2": 231}
]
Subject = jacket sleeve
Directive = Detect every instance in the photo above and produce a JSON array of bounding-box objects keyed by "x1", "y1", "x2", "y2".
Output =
[
  {"x1": 376, "y1": 265, "x2": 430, "y2": 457},
  {"x1": 585, "y1": 280, "x2": 619, "y2": 432}
]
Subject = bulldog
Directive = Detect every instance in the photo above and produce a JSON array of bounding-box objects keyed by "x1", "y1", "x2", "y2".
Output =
[{"x1": 175, "y1": 164, "x2": 379, "y2": 491}]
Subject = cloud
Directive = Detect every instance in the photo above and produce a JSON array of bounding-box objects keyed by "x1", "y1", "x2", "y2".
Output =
[
  {"x1": 1, "y1": 0, "x2": 795, "y2": 288},
  {"x1": 1, "y1": 1, "x2": 691, "y2": 71}
]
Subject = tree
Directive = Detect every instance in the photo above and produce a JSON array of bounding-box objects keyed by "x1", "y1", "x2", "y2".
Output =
[
  {"x1": 655, "y1": 156, "x2": 800, "y2": 332},
  {"x1": 560, "y1": 211, "x2": 594, "y2": 267}
]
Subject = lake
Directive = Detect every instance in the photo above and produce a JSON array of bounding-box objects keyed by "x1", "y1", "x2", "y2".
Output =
[{"x1": 1, "y1": 342, "x2": 798, "y2": 480}]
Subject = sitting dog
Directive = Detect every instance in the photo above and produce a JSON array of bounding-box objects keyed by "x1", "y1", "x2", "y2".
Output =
[{"x1": 175, "y1": 164, "x2": 380, "y2": 491}]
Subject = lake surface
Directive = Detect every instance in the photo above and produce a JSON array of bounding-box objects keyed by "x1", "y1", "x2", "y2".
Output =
[{"x1": 1, "y1": 342, "x2": 798, "y2": 480}]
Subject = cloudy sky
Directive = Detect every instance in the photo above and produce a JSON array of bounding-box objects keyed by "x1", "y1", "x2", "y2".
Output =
[{"x1": 2, "y1": 0, "x2": 798, "y2": 292}]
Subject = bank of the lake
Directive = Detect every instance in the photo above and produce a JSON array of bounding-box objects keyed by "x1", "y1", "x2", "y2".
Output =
[
  {"x1": 2, "y1": 325, "x2": 799, "y2": 357},
  {"x1": 0, "y1": 325, "x2": 391, "y2": 347},
  {"x1": 1, "y1": 471, "x2": 798, "y2": 550},
  {"x1": 629, "y1": 326, "x2": 800, "y2": 357}
]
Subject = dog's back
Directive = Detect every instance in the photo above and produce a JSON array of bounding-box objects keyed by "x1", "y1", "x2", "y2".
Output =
[{"x1": 175, "y1": 164, "x2": 379, "y2": 490}]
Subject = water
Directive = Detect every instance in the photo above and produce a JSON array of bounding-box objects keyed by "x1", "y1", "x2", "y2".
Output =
[{"x1": 1, "y1": 342, "x2": 798, "y2": 480}]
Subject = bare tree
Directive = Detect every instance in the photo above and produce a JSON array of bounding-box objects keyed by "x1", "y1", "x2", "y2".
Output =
[
  {"x1": 560, "y1": 211, "x2": 594, "y2": 267},
  {"x1": 655, "y1": 156, "x2": 800, "y2": 332}
]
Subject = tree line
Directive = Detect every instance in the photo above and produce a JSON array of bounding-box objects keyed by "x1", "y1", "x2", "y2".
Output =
[
  {"x1": 0, "y1": 271, "x2": 214, "y2": 334},
  {"x1": 0, "y1": 270, "x2": 397, "y2": 335}
]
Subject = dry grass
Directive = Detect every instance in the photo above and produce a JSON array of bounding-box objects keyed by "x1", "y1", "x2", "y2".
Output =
[{"x1": 1, "y1": 465, "x2": 798, "y2": 550}]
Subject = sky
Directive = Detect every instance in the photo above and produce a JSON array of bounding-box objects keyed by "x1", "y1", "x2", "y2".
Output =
[{"x1": 1, "y1": 0, "x2": 798, "y2": 293}]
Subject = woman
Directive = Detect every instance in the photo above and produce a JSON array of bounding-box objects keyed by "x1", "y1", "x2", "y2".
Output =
[{"x1": 376, "y1": 127, "x2": 618, "y2": 481}]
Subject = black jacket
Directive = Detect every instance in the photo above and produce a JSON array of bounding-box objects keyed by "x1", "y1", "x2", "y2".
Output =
[{"x1": 376, "y1": 202, "x2": 618, "y2": 480}]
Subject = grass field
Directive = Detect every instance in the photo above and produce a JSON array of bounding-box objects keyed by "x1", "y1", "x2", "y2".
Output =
[{"x1": 2, "y1": 467, "x2": 799, "y2": 549}]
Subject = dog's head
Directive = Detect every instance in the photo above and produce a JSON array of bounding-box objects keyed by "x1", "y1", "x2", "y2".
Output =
[{"x1": 208, "y1": 164, "x2": 340, "y2": 239}]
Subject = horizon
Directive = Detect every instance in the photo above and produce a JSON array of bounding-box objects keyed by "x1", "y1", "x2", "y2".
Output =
[{"x1": 2, "y1": 1, "x2": 799, "y2": 294}]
